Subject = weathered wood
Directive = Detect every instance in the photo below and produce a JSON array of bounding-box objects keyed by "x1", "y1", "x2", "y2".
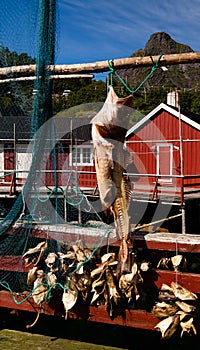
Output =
[
  {"x1": 0, "y1": 52, "x2": 200, "y2": 77},
  {"x1": 0, "y1": 290, "x2": 161, "y2": 330},
  {"x1": 132, "y1": 232, "x2": 200, "y2": 253},
  {"x1": 0, "y1": 290, "x2": 200, "y2": 332},
  {"x1": 0, "y1": 74, "x2": 94, "y2": 83}
]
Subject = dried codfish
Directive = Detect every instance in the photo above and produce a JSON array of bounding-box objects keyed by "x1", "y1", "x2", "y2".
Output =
[
  {"x1": 91, "y1": 281, "x2": 106, "y2": 304},
  {"x1": 58, "y1": 251, "x2": 75, "y2": 260},
  {"x1": 157, "y1": 257, "x2": 172, "y2": 270},
  {"x1": 175, "y1": 300, "x2": 196, "y2": 314},
  {"x1": 160, "y1": 283, "x2": 173, "y2": 291},
  {"x1": 101, "y1": 252, "x2": 116, "y2": 264},
  {"x1": 27, "y1": 266, "x2": 38, "y2": 286},
  {"x1": 45, "y1": 252, "x2": 58, "y2": 269},
  {"x1": 119, "y1": 262, "x2": 138, "y2": 293},
  {"x1": 62, "y1": 279, "x2": 78, "y2": 319},
  {"x1": 152, "y1": 301, "x2": 179, "y2": 318},
  {"x1": 158, "y1": 283, "x2": 176, "y2": 302},
  {"x1": 72, "y1": 240, "x2": 91, "y2": 263},
  {"x1": 23, "y1": 241, "x2": 48, "y2": 267},
  {"x1": 140, "y1": 261, "x2": 150, "y2": 272},
  {"x1": 180, "y1": 316, "x2": 197, "y2": 337},
  {"x1": 91, "y1": 86, "x2": 133, "y2": 272},
  {"x1": 76, "y1": 262, "x2": 84, "y2": 275},
  {"x1": 23, "y1": 241, "x2": 47, "y2": 257},
  {"x1": 91, "y1": 253, "x2": 117, "y2": 278},
  {"x1": 155, "y1": 314, "x2": 180, "y2": 340},
  {"x1": 105, "y1": 268, "x2": 120, "y2": 305},
  {"x1": 32, "y1": 270, "x2": 48, "y2": 305},
  {"x1": 105, "y1": 268, "x2": 120, "y2": 317},
  {"x1": 171, "y1": 255, "x2": 187, "y2": 271},
  {"x1": 76, "y1": 273, "x2": 92, "y2": 301},
  {"x1": 171, "y1": 282, "x2": 197, "y2": 301},
  {"x1": 91, "y1": 264, "x2": 105, "y2": 278},
  {"x1": 58, "y1": 251, "x2": 75, "y2": 273},
  {"x1": 47, "y1": 271, "x2": 57, "y2": 287}
]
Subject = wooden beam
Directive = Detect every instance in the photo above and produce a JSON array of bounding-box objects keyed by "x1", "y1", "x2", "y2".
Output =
[
  {"x1": 0, "y1": 74, "x2": 94, "y2": 83},
  {"x1": 0, "y1": 290, "x2": 161, "y2": 329},
  {"x1": 0, "y1": 52, "x2": 200, "y2": 77}
]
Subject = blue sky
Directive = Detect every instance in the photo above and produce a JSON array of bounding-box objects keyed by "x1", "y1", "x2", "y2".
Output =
[
  {"x1": 1, "y1": 0, "x2": 200, "y2": 76},
  {"x1": 57, "y1": 0, "x2": 200, "y2": 64}
]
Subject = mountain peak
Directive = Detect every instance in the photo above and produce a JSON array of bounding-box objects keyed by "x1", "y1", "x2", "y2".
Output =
[
  {"x1": 120, "y1": 32, "x2": 199, "y2": 90},
  {"x1": 144, "y1": 32, "x2": 194, "y2": 55}
]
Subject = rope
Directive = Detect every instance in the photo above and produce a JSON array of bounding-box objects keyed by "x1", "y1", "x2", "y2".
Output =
[
  {"x1": 133, "y1": 212, "x2": 182, "y2": 231},
  {"x1": 0, "y1": 225, "x2": 111, "y2": 304},
  {"x1": 108, "y1": 54, "x2": 163, "y2": 94}
]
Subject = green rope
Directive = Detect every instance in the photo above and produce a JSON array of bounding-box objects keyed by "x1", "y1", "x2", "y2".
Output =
[
  {"x1": 108, "y1": 54, "x2": 163, "y2": 94},
  {"x1": 36, "y1": 185, "x2": 84, "y2": 206},
  {"x1": 46, "y1": 225, "x2": 110, "y2": 301}
]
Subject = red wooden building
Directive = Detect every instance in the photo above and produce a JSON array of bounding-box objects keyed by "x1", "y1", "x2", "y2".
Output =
[
  {"x1": 0, "y1": 116, "x2": 96, "y2": 195},
  {"x1": 126, "y1": 102, "x2": 200, "y2": 199},
  {"x1": 125, "y1": 100, "x2": 200, "y2": 233},
  {"x1": 1, "y1": 102, "x2": 200, "y2": 231}
]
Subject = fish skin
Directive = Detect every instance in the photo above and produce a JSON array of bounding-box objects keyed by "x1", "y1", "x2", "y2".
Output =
[
  {"x1": 171, "y1": 282, "x2": 197, "y2": 301},
  {"x1": 155, "y1": 314, "x2": 180, "y2": 340},
  {"x1": 152, "y1": 301, "x2": 179, "y2": 318},
  {"x1": 91, "y1": 87, "x2": 133, "y2": 272},
  {"x1": 180, "y1": 316, "x2": 197, "y2": 337}
]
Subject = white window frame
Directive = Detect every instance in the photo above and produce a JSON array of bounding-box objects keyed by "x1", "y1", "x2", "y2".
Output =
[
  {"x1": 0, "y1": 144, "x2": 4, "y2": 181},
  {"x1": 69, "y1": 144, "x2": 93, "y2": 166},
  {"x1": 156, "y1": 143, "x2": 173, "y2": 183},
  {"x1": 16, "y1": 143, "x2": 32, "y2": 179}
]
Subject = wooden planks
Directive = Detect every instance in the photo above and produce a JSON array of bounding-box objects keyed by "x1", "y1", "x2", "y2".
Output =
[
  {"x1": 132, "y1": 232, "x2": 200, "y2": 253},
  {"x1": 0, "y1": 290, "x2": 161, "y2": 330}
]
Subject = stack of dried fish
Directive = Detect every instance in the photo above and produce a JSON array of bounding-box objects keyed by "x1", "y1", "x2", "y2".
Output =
[
  {"x1": 152, "y1": 282, "x2": 197, "y2": 339},
  {"x1": 22, "y1": 240, "x2": 150, "y2": 323}
]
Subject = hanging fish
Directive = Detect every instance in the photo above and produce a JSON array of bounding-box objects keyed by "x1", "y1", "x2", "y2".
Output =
[
  {"x1": 119, "y1": 262, "x2": 138, "y2": 293},
  {"x1": 158, "y1": 283, "x2": 177, "y2": 302},
  {"x1": 45, "y1": 252, "x2": 58, "y2": 270},
  {"x1": 27, "y1": 266, "x2": 38, "y2": 286},
  {"x1": 62, "y1": 278, "x2": 78, "y2": 319},
  {"x1": 154, "y1": 314, "x2": 180, "y2": 340},
  {"x1": 171, "y1": 282, "x2": 197, "y2": 301},
  {"x1": 175, "y1": 300, "x2": 196, "y2": 314},
  {"x1": 32, "y1": 270, "x2": 48, "y2": 304},
  {"x1": 91, "y1": 86, "x2": 133, "y2": 272},
  {"x1": 23, "y1": 241, "x2": 48, "y2": 267},
  {"x1": 152, "y1": 301, "x2": 179, "y2": 318},
  {"x1": 180, "y1": 315, "x2": 197, "y2": 337}
]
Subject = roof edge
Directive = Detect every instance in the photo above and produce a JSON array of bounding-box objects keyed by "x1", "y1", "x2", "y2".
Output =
[{"x1": 126, "y1": 103, "x2": 200, "y2": 137}]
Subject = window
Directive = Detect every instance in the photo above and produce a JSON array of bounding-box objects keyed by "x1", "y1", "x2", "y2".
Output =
[
  {"x1": 69, "y1": 145, "x2": 93, "y2": 166},
  {"x1": 16, "y1": 144, "x2": 32, "y2": 179},
  {"x1": 155, "y1": 143, "x2": 173, "y2": 183}
]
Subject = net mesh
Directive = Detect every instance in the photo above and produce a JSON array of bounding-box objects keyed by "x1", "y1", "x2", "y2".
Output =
[{"x1": 0, "y1": 0, "x2": 111, "y2": 306}]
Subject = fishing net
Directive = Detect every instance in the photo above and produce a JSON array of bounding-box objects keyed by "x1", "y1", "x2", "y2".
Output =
[{"x1": 0, "y1": 0, "x2": 113, "y2": 306}]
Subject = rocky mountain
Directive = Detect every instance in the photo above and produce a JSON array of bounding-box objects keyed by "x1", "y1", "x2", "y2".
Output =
[{"x1": 118, "y1": 32, "x2": 200, "y2": 91}]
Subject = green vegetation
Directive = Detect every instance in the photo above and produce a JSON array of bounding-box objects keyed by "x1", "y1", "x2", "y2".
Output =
[{"x1": 0, "y1": 46, "x2": 200, "y2": 120}]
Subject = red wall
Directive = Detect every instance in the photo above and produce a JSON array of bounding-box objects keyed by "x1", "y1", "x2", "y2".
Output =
[{"x1": 126, "y1": 111, "x2": 200, "y2": 189}]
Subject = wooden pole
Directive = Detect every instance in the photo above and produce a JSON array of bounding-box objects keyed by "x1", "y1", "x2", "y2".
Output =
[
  {"x1": 178, "y1": 103, "x2": 186, "y2": 234},
  {"x1": 0, "y1": 52, "x2": 200, "y2": 77},
  {"x1": 0, "y1": 74, "x2": 94, "y2": 83}
]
